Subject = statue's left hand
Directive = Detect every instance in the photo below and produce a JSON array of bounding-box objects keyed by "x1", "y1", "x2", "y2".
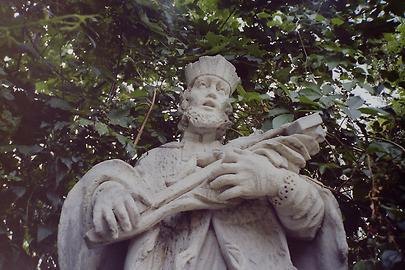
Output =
[
  {"x1": 209, "y1": 148, "x2": 286, "y2": 201},
  {"x1": 92, "y1": 182, "x2": 151, "y2": 239}
]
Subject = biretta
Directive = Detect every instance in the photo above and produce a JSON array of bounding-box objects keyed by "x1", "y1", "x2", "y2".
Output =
[{"x1": 185, "y1": 55, "x2": 240, "y2": 94}]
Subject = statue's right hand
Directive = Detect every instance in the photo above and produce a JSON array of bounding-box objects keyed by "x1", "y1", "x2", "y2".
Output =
[{"x1": 92, "y1": 182, "x2": 151, "y2": 239}]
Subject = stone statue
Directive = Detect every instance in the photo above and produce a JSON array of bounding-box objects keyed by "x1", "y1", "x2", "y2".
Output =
[{"x1": 58, "y1": 55, "x2": 348, "y2": 270}]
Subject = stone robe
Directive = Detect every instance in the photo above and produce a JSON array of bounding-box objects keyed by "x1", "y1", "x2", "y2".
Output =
[{"x1": 58, "y1": 140, "x2": 348, "y2": 270}]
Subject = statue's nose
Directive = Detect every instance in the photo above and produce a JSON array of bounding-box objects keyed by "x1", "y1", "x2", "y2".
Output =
[
  {"x1": 206, "y1": 87, "x2": 218, "y2": 99},
  {"x1": 207, "y1": 92, "x2": 217, "y2": 99}
]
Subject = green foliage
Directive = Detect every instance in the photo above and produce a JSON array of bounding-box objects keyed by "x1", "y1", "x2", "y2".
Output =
[{"x1": 0, "y1": 0, "x2": 404, "y2": 269}]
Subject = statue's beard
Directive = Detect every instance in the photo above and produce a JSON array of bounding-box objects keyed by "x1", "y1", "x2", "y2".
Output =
[{"x1": 184, "y1": 106, "x2": 230, "y2": 130}]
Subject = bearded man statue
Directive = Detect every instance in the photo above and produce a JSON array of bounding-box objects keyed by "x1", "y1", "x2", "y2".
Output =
[{"x1": 58, "y1": 55, "x2": 348, "y2": 270}]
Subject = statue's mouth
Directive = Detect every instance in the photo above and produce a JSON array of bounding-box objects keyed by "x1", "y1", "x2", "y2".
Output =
[{"x1": 202, "y1": 99, "x2": 217, "y2": 109}]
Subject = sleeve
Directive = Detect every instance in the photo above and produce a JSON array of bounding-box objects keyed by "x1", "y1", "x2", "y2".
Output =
[
  {"x1": 269, "y1": 171, "x2": 325, "y2": 240},
  {"x1": 58, "y1": 159, "x2": 138, "y2": 270},
  {"x1": 248, "y1": 132, "x2": 325, "y2": 239}
]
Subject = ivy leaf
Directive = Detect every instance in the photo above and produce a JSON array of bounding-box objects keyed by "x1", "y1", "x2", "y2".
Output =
[
  {"x1": 138, "y1": 10, "x2": 164, "y2": 36},
  {"x1": 299, "y1": 87, "x2": 322, "y2": 101},
  {"x1": 315, "y1": 14, "x2": 325, "y2": 22},
  {"x1": 273, "y1": 67, "x2": 291, "y2": 83},
  {"x1": 331, "y1": 18, "x2": 344, "y2": 26},
  {"x1": 115, "y1": 133, "x2": 129, "y2": 146},
  {"x1": 95, "y1": 122, "x2": 109, "y2": 136},
  {"x1": 77, "y1": 118, "x2": 93, "y2": 126},
  {"x1": 343, "y1": 107, "x2": 361, "y2": 120},
  {"x1": 11, "y1": 187, "x2": 26, "y2": 198},
  {"x1": 272, "y1": 114, "x2": 294, "y2": 129},
  {"x1": 367, "y1": 142, "x2": 401, "y2": 159},
  {"x1": 17, "y1": 145, "x2": 43, "y2": 155},
  {"x1": 321, "y1": 84, "x2": 334, "y2": 94},
  {"x1": 133, "y1": 0, "x2": 158, "y2": 9},
  {"x1": 381, "y1": 250, "x2": 403, "y2": 268},
  {"x1": 37, "y1": 225, "x2": 54, "y2": 242},
  {"x1": 353, "y1": 260, "x2": 374, "y2": 270},
  {"x1": 359, "y1": 107, "x2": 389, "y2": 116},
  {"x1": 236, "y1": 84, "x2": 247, "y2": 95},
  {"x1": 55, "y1": 159, "x2": 68, "y2": 187},
  {"x1": 206, "y1": 31, "x2": 224, "y2": 46},
  {"x1": 35, "y1": 81, "x2": 47, "y2": 92},
  {"x1": 46, "y1": 192, "x2": 61, "y2": 208},
  {"x1": 319, "y1": 95, "x2": 342, "y2": 108},
  {"x1": 376, "y1": 84, "x2": 385, "y2": 95},
  {"x1": 381, "y1": 205, "x2": 405, "y2": 221},
  {"x1": 318, "y1": 163, "x2": 340, "y2": 175},
  {"x1": 267, "y1": 107, "x2": 290, "y2": 117},
  {"x1": 257, "y1": 11, "x2": 271, "y2": 19},
  {"x1": 0, "y1": 89, "x2": 14, "y2": 100},
  {"x1": 47, "y1": 97, "x2": 72, "y2": 111},
  {"x1": 240, "y1": 91, "x2": 262, "y2": 102},
  {"x1": 392, "y1": 100, "x2": 405, "y2": 116},
  {"x1": 298, "y1": 96, "x2": 320, "y2": 108},
  {"x1": 107, "y1": 109, "x2": 131, "y2": 127},
  {"x1": 132, "y1": 89, "x2": 148, "y2": 98},
  {"x1": 347, "y1": 96, "x2": 364, "y2": 110},
  {"x1": 0, "y1": 67, "x2": 6, "y2": 76},
  {"x1": 261, "y1": 119, "x2": 273, "y2": 131}
]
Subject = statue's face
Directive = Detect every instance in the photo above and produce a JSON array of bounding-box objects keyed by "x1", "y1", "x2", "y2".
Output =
[
  {"x1": 181, "y1": 75, "x2": 232, "y2": 132},
  {"x1": 189, "y1": 75, "x2": 231, "y2": 112}
]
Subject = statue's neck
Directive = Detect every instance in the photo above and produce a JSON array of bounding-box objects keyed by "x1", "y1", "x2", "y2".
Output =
[
  {"x1": 182, "y1": 129, "x2": 217, "y2": 144},
  {"x1": 181, "y1": 129, "x2": 222, "y2": 159}
]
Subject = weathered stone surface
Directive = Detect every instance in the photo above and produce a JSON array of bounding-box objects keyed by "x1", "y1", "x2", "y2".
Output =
[{"x1": 58, "y1": 55, "x2": 348, "y2": 270}]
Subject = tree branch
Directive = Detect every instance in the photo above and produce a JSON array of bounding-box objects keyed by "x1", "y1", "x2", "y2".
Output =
[
  {"x1": 133, "y1": 87, "x2": 158, "y2": 147},
  {"x1": 219, "y1": 9, "x2": 236, "y2": 32}
]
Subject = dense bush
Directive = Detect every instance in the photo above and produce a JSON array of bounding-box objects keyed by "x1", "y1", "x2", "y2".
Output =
[{"x1": 0, "y1": 0, "x2": 404, "y2": 269}]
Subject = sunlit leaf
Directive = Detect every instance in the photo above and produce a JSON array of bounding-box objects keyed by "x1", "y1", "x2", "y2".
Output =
[
  {"x1": 347, "y1": 96, "x2": 364, "y2": 110},
  {"x1": 272, "y1": 113, "x2": 294, "y2": 128},
  {"x1": 331, "y1": 18, "x2": 344, "y2": 26},
  {"x1": 47, "y1": 97, "x2": 72, "y2": 111},
  {"x1": 95, "y1": 122, "x2": 109, "y2": 136}
]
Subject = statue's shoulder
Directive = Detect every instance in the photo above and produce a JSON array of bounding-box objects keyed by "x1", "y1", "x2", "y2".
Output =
[
  {"x1": 143, "y1": 141, "x2": 183, "y2": 155},
  {"x1": 137, "y1": 141, "x2": 183, "y2": 164},
  {"x1": 159, "y1": 141, "x2": 184, "y2": 149}
]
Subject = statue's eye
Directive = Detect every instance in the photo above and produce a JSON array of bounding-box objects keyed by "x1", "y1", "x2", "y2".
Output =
[
  {"x1": 216, "y1": 83, "x2": 226, "y2": 92},
  {"x1": 199, "y1": 81, "x2": 207, "y2": 87}
]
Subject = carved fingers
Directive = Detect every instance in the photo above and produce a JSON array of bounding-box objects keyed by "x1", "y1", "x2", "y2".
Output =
[
  {"x1": 92, "y1": 183, "x2": 147, "y2": 239},
  {"x1": 210, "y1": 174, "x2": 248, "y2": 200},
  {"x1": 104, "y1": 208, "x2": 119, "y2": 238},
  {"x1": 93, "y1": 201, "x2": 108, "y2": 236},
  {"x1": 131, "y1": 190, "x2": 152, "y2": 208},
  {"x1": 220, "y1": 149, "x2": 241, "y2": 163},
  {"x1": 210, "y1": 163, "x2": 239, "y2": 178},
  {"x1": 125, "y1": 196, "x2": 141, "y2": 226},
  {"x1": 217, "y1": 186, "x2": 244, "y2": 201},
  {"x1": 208, "y1": 148, "x2": 284, "y2": 200},
  {"x1": 252, "y1": 148, "x2": 288, "y2": 169},
  {"x1": 210, "y1": 174, "x2": 246, "y2": 189},
  {"x1": 114, "y1": 195, "x2": 135, "y2": 232}
]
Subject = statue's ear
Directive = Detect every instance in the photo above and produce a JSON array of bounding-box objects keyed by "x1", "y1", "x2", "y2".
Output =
[
  {"x1": 180, "y1": 90, "x2": 191, "y2": 110},
  {"x1": 224, "y1": 100, "x2": 233, "y2": 115},
  {"x1": 180, "y1": 100, "x2": 188, "y2": 111}
]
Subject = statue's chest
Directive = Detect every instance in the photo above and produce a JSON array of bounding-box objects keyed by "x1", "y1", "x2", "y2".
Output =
[{"x1": 157, "y1": 148, "x2": 199, "y2": 187}]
